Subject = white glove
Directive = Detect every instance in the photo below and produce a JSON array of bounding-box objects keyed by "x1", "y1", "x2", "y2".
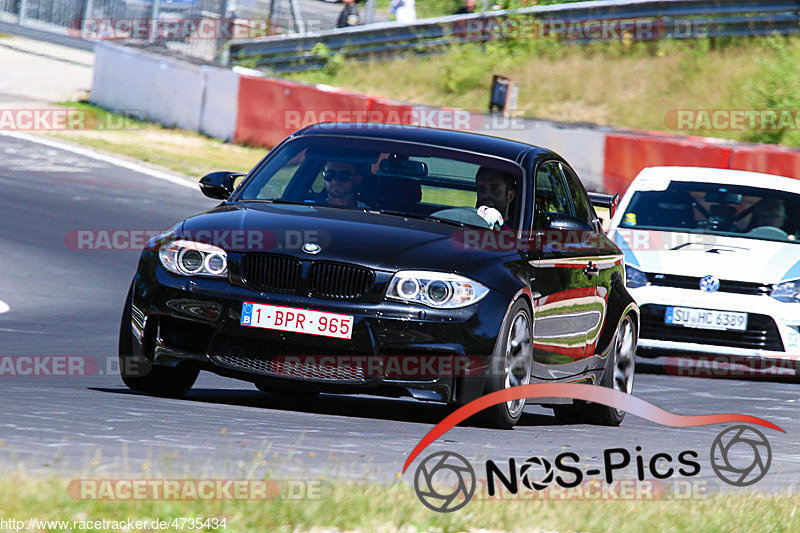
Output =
[{"x1": 477, "y1": 205, "x2": 504, "y2": 230}]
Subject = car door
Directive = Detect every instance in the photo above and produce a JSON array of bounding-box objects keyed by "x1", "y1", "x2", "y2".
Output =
[
  {"x1": 558, "y1": 162, "x2": 613, "y2": 359},
  {"x1": 529, "y1": 161, "x2": 598, "y2": 377}
]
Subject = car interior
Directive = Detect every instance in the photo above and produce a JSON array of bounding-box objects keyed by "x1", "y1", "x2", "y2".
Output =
[{"x1": 620, "y1": 184, "x2": 800, "y2": 241}]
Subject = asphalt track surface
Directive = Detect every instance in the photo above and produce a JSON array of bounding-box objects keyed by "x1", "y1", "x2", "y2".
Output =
[{"x1": 0, "y1": 133, "x2": 798, "y2": 494}]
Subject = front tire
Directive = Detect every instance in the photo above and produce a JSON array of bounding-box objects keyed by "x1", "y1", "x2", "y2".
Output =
[
  {"x1": 476, "y1": 300, "x2": 533, "y2": 429},
  {"x1": 118, "y1": 281, "x2": 198, "y2": 398}
]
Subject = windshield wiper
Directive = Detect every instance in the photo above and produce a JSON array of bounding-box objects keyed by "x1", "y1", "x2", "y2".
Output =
[
  {"x1": 375, "y1": 210, "x2": 470, "y2": 229},
  {"x1": 239, "y1": 198, "x2": 306, "y2": 205}
]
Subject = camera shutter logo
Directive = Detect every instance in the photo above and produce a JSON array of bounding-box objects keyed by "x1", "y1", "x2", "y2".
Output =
[
  {"x1": 520, "y1": 456, "x2": 554, "y2": 491},
  {"x1": 413, "y1": 451, "x2": 476, "y2": 512},
  {"x1": 710, "y1": 425, "x2": 772, "y2": 487}
]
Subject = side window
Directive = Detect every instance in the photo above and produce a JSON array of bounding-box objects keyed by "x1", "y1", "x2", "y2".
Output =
[
  {"x1": 535, "y1": 161, "x2": 573, "y2": 228},
  {"x1": 560, "y1": 164, "x2": 596, "y2": 226}
]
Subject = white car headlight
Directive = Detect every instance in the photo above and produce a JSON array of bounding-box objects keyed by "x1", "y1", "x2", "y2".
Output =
[
  {"x1": 770, "y1": 279, "x2": 800, "y2": 303},
  {"x1": 625, "y1": 265, "x2": 648, "y2": 288},
  {"x1": 386, "y1": 271, "x2": 489, "y2": 309},
  {"x1": 159, "y1": 239, "x2": 228, "y2": 278}
]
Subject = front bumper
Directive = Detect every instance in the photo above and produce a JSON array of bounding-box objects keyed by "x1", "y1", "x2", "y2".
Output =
[
  {"x1": 630, "y1": 285, "x2": 800, "y2": 359},
  {"x1": 129, "y1": 260, "x2": 511, "y2": 404}
]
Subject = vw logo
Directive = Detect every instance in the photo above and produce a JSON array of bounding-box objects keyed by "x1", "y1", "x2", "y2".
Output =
[
  {"x1": 699, "y1": 275, "x2": 720, "y2": 292},
  {"x1": 413, "y1": 451, "x2": 476, "y2": 513},
  {"x1": 302, "y1": 243, "x2": 321, "y2": 255},
  {"x1": 710, "y1": 425, "x2": 772, "y2": 487}
]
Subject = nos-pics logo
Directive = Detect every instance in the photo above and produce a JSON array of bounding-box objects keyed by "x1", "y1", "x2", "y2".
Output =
[{"x1": 413, "y1": 425, "x2": 773, "y2": 512}]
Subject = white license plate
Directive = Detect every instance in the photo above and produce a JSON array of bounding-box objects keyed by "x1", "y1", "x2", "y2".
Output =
[
  {"x1": 665, "y1": 307, "x2": 747, "y2": 331},
  {"x1": 240, "y1": 302, "x2": 353, "y2": 340}
]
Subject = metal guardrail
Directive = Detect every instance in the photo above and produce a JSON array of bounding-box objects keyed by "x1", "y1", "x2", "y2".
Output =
[
  {"x1": 0, "y1": 0, "x2": 305, "y2": 61},
  {"x1": 228, "y1": 0, "x2": 800, "y2": 72}
]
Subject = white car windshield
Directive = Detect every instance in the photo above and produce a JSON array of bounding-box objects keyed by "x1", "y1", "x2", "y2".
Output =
[{"x1": 619, "y1": 181, "x2": 800, "y2": 243}]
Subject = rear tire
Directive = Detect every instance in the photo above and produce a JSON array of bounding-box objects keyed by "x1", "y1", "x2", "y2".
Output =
[
  {"x1": 553, "y1": 314, "x2": 637, "y2": 425},
  {"x1": 476, "y1": 300, "x2": 533, "y2": 429},
  {"x1": 118, "y1": 281, "x2": 198, "y2": 398}
]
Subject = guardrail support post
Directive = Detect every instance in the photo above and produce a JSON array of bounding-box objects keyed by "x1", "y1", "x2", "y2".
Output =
[
  {"x1": 289, "y1": 0, "x2": 304, "y2": 33},
  {"x1": 149, "y1": 0, "x2": 161, "y2": 42},
  {"x1": 366, "y1": 0, "x2": 375, "y2": 24},
  {"x1": 17, "y1": 0, "x2": 27, "y2": 25},
  {"x1": 216, "y1": 0, "x2": 230, "y2": 64},
  {"x1": 268, "y1": 0, "x2": 277, "y2": 28},
  {"x1": 81, "y1": 0, "x2": 94, "y2": 39}
]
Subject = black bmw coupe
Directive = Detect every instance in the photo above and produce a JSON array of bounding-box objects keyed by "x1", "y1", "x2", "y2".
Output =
[{"x1": 119, "y1": 123, "x2": 638, "y2": 428}]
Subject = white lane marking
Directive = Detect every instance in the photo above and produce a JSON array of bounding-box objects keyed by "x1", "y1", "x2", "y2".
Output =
[
  {"x1": 0, "y1": 131, "x2": 194, "y2": 189},
  {"x1": 0, "y1": 299, "x2": 9, "y2": 314}
]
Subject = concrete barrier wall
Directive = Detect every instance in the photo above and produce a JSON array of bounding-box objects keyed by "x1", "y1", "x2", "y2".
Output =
[
  {"x1": 200, "y1": 66, "x2": 240, "y2": 142},
  {"x1": 92, "y1": 42, "x2": 205, "y2": 131},
  {"x1": 92, "y1": 43, "x2": 800, "y2": 195},
  {"x1": 478, "y1": 119, "x2": 608, "y2": 192}
]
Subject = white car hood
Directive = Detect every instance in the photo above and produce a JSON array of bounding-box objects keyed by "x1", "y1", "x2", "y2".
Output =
[{"x1": 610, "y1": 229, "x2": 800, "y2": 284}]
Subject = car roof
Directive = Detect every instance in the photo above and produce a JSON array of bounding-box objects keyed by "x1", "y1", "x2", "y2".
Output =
[
  {"x1": 293, "y1": 122, "x2": 554, "y2": 162},
  {"x1": 633, "y1": 166, "x2": 800, "y2": 194}
]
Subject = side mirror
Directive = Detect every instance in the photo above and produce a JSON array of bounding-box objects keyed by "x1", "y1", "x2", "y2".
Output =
[
  {"x1": 546, "y1": 213, "x2": 594, "y2": 232},
  {"x1": 199, "y1": 171, "x2": 245, "y2": 200}
]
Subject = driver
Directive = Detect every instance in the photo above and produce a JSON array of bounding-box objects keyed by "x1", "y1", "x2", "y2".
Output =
[
  {"x1": 322, "y1": 162, "x2": 370, "y2": 208},
  {"x1": 751, "y1": 198, "x2": 787, "y2": 229},
  {"x1": 475, "y1": 167, "x2": 516, "y2": 229}
]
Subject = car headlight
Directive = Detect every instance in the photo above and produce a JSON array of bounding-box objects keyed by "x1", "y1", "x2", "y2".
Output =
[
  {"x1": 625, "y1": 264, "x2": 648, "y2": 288},
  {"x1": 159, "y1": 239, "x2": 228, "y2": 278},
  {"x1": 386, "y1": 271, "x2": 489, "y2": 309},
  {"x1": 770, "y1": 279, "x2": 800, "y2": 303}
]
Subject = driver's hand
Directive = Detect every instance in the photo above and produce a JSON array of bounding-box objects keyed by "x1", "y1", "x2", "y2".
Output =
[{"x1": 477, "y1": 205, "x2": 504, "y2": 230}]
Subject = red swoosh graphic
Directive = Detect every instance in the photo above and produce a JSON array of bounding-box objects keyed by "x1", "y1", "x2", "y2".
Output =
[{"x1": 402, "y1": 383, "x2": 784, "y2": 473}]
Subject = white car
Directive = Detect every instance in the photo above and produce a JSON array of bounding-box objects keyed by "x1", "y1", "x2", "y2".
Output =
[{"x1": 607, "y1": 166, "x2": 800, "y2": 361}]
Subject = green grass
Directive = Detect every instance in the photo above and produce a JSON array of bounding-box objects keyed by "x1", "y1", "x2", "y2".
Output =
[
  {"x1": 44, "y1": 101, "x2": 265, "y2": 177},
  {"x1": 1, "y1": 475, "x2": 798, "y2": 532},
  {"x1": 286, "y1": 35, "x2": 800, "y2": 149}
]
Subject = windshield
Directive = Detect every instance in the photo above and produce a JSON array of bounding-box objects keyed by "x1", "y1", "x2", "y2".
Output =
[
  {"x1": 619, "y1": 181, "x2": 800, "y2": 243},
  {"x1": 233, "y1": 136, "x2": 524, "y2": 229}
]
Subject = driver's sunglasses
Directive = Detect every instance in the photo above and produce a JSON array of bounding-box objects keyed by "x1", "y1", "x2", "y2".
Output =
[{"x1": 323, "y1": 169, "x2": 355, "y2": 183}]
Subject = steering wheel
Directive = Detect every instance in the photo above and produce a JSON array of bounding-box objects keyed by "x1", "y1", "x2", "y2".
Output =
[
  {"x1": 430, "y1": 207, "x2": 492, "y2": 229},
  {"x1": 746, "y1": 226, "x2": 789, "y2": 240}
]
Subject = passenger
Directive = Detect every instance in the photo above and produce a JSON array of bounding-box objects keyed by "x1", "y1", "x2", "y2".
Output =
[
  {"x1": 751, "y1": 198, "x2": 787, "y2": 229},
  {"x1": 475, "y1": 167, "x2": 516, "y2": 229},
  {"x1": 322, "y1": 162, "x2": 370, "y2": 208}
]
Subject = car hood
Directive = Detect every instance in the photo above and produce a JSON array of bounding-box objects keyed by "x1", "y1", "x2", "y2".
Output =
[
  {"x1": 610, "y1": 228, "x2": 800, "y2": 284},
  {"x1": 178, "y1": 202, "x2": 518, "y2": 276}
]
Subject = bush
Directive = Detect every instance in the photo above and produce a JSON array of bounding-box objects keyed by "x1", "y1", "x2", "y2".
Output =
[{"x1": 744, "y1": 35, "x2": 800, "y2": 145}]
